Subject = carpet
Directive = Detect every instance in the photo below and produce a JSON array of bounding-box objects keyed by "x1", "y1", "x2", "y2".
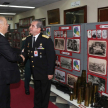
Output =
[{"x1": 10, "y1": 80, "x2": 58, "y2": 108}]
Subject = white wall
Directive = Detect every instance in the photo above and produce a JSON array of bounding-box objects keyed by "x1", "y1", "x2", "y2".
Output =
[{"x1": 13, "y1": 0, "x2": 108, "y2": 28}]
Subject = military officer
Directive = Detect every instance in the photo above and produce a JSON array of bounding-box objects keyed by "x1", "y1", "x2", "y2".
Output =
[
  {"x1": 21, "y1": 33, "x2": 31, "y2": 95},
  {"x1": 23, "y1": 19, "x2": 55, "y2": 108}
]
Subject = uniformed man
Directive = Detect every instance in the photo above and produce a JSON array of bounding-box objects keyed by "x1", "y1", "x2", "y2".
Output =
[
  {"x1": 21, "y1": 33, "x2": 31, "y2": 95},
  {"x1": 23, "y1": 19, "x2": 55, "y2": 108}
]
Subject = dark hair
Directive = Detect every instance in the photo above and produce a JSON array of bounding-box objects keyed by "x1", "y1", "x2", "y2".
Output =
[{"x1": 32, "y1": 19, "x2": 43, "y2": 31}]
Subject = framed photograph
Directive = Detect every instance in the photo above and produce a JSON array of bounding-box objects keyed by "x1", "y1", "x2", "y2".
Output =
[
  {"x1": 73, "y1": 58, "x2": 80, "y2": 72},
  {"x1": 46, "y1": 27, "x2": 51, "y2": 37},
  {"x1": 87, "y1": 73, "x2": 106, "y2": 93},
  {"x1": 55, "y1": 68, "x2": 66, "y2": 83},
  {"x1": 73, "y1": 25, "x2": 80, "y2": 37},
  {"x1": 47, "y1": 8, "x2": 60, "y2": 25},
  {"x1": 63, "y1": 30, "x2": 67, "y2": 37},
  {"x1": 66, "y1": 38, "x2": 80, "y2": 53},
  {"x1": 88, "y1": 57, "x2": 107, "y2": 76},
  {"x1": 88, "y1": 40, "x2": 107, "y2": 57},
  {"x1": 54, "y1": 30, "x2": 60, "y2": 37},
  {"x1": 54, "y1": 38, "x2": 65, "y2": 50},
  {"x1": 92, "y1": 30, "x2": 96, "y2": 38},
  {"x1": 67, "y1": 73, "x2": 78, "y2": 88},
  {"x1": 60, "y1": 56, "x2": 72, "y2": 71},
  {"x1": 55, "y1": 55, "x2": 60, "y2": 68},
  {"x1": 87, "y1": 30, "x2": 91, "y2": 38},
  {"x1": 102, "y1": 30, "x2": 107, "y2": 39},
  {"x1": 97, "y1": 30, "x2": 101, "y2": 39}
]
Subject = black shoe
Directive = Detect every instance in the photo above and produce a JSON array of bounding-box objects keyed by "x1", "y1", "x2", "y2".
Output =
[{"x1": 25, "y1": 90, "x2": 30, "y2": 95}]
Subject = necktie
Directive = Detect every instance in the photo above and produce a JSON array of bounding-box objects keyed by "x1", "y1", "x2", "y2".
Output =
[{"x1": 32, "y1": 37, "x2": 35, "y2": 47}]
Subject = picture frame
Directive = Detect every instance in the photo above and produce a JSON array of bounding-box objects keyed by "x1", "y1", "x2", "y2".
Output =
[
  {"x1": 96, "y1": 30, "x2": 101, "y2": 39},
  {"x1": 87, "y1": 30, "x2": 91, "y2": 38},
  {"x1": 73, "y1": 25, "x2": 80, "y2": 37},
  {"x1": 54, "y1": 30, "x2": 60, "y2": 37},
  {"x1": 102, "y1": 30, "x2": 107, "y2": 39},
  {"x1": 88, "y1": 40, "x2": 107, "y2": 57},
  {"x1": 66, "y1": 38, "x2": 80, "y2": 53},
  {"x1": 60, "y1": 56, "x2": 72, "y2": 71},
  {"x1": 92, "y1": 30, "x2": 96, "y2": 38},
  {"x1": 55, "y1": 68, "x2": 66, "y2": 83},
  {"x1": 60, "y1": 30, "x2": 67, "y2": 37},
  {"x1": 67, "y1": 73, "x2": 78, "y2": 88},
  {"x1": 87, "y1": 72, "x2": 106, "y2": 93},
  {"x1": 54, "y1": 38, "x2": 65, "y2": 50},
  {"x1": 55, "y1": 54, "x2": 60, "y2": 68},
  {"x1": 47, "y1": 8, "x2": 60, "y2": 25},
  {"x1": 88, "y1": 57, "x2": 107, "y2": 76},
  {"x1": 73, "y1": 58, "x2": 80, "y2": 72}
]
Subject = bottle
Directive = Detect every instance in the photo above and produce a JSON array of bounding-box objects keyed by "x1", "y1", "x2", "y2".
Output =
[
  {"x1": 77, "y1": 87, "x2": 82, "y2": 104},
  {"x1": 93, "y1": 84, "x2": 98, "y2": 103},
  {"x1": 70, "y1": 90, "x2": 73, "y2": 101},
  {"x1": 84, "y1": 87, "x2": 89, "y2": 107},
  {"x1": 73, "y1": 82, "x2": 77, "y2": 99}
]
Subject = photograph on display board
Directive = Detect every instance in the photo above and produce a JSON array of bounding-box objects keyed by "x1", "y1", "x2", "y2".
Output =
[
  {"x1": 55, "y1": 55, "x2": 60, "y2": 67},
  {"x1": 67, "y1": 73, "x2": 78, "y2": 88},
  {"x1": 88, "y1": 73, "x2": 106, "y2": 92},
  {"x1": 54, "y1": 31, "x2": 60, "y2": 37},
  {"x1": 60, "y1": 30, "x2": 67, "y2": 37},
  {"x1": 73, "y1": 25, "x2": 80, "y2": 37},
  {"x1": 88, "y1": 57, "x2": 106, "y2": 76},
  {"x1": 88, "y1": 40, "x2": 106, "y2": 57},
  {"x1": 67, "y1": 38, "x2": 80, "y2": 53},
  {"x1": 92, "y1": 30, "x2": 96, "y2": 38},
  {"x1": 60, "y1": 56, "x2": 72, "y2": 71},
  {"x1": 55, "y1": 69, "x2": 66, "y2": 83},
  {"x1": 46, "y1": 27, "x2": 51, "y2": 36},
  {"x1": 73, "y1": 59, "x2": 80, "y2": 71},
  {"x1": 102, "y1": 30, "x2": 107, "y2": 39},
  {"x1": 87, "y1": 30, "x2": 91, "y2": 38},
  {"x1": 97, "y1": 30, "x2": 101, "y2": 39},
  {"x1": 54, "y1": 38, "x2": 65, "y2": 50}
]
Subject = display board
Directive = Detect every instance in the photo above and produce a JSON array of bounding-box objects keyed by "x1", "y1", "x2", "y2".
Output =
[
  {"x1": 84, "y1": 22, "x2": 108, "y2": 94},
  {"x1": 50, "y1": 24, "x2": 86, "y2": 90}
]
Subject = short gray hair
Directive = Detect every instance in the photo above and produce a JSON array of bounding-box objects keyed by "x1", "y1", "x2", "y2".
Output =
[{"x1": 32, "y1": 19, "x2": 43, "y2": 31}]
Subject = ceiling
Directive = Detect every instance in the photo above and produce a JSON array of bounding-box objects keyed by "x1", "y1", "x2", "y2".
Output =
[{"x1": 0, "y1": 0, "x2": 61, "y2": 15}]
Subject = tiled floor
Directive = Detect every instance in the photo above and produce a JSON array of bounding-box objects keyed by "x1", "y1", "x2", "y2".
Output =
[{"x1": 20, "y1": 71, "x2": 78, "y2": 108}]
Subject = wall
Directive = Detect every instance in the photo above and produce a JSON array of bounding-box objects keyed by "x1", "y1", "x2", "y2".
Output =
[
  {"x1": 13, "y1": 0, "x2": 108, "y2": 28},
  {"x1": 2, "y1": 15, "x2": 14, "y2": 29}
]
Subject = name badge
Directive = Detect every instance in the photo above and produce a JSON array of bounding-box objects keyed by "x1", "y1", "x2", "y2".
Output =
[{"x1": 34, "y1": 51, "x2": 38, "y2": 57}]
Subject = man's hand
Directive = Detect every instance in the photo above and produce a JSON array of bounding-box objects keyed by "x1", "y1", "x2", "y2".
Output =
[
  {"x1": 48, "y1": 75, "x2": 53, "y2": 80},
  {"x1": 20, "y1": 54, "x2": 25, "y2": 62}
]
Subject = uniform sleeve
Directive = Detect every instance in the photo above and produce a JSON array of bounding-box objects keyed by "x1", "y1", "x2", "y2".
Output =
[
  {"x1": 45, "y1": 38, "x2": 55, "y2": 75},
  {"x1": 0, "y1": 37, "x2": 23, "y2": 62},
  {"x1": 22, "y1": 38, "x2": 28, "y2": 58}
]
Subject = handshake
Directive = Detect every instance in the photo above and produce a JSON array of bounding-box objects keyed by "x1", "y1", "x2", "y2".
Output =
[{"x1": 20, "y1": 55, "x2": 25, "y2": 62}]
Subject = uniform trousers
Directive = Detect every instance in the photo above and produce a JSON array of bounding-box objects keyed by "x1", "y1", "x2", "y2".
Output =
[
  {"x1": 24, "y1": 67, "x2": 31, "y2": 91},
  {"x1": 34, "y1": 79, "x2": 51, "y2": 108},
  {"x1": 0, "y1": 84, "x2": 10, "y2": 108}
]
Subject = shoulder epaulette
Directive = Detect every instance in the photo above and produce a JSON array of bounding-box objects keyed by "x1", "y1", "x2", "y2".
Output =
[
  {"x1": 22, "y1": 37, "x2": 26, "y2": 41},
  {"x1": 27, "y1": 35, "x2": 32, "y2": 37},
  {"x1": 42, "y1": 35, "x2": 49, "y2": 39},
  {"x1": 22, "y1": 35, "x2": 31, "y2": 41}
]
